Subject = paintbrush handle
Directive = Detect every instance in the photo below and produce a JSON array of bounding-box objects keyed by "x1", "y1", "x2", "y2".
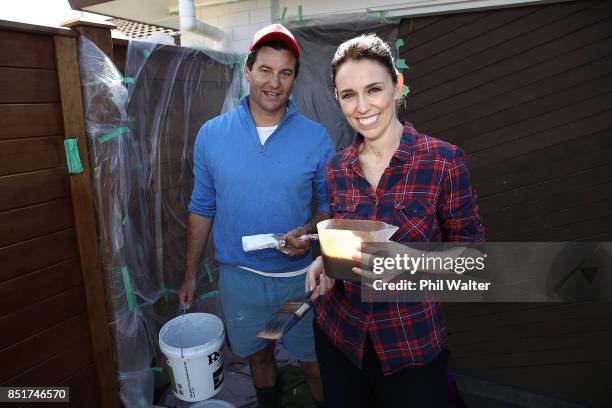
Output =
[
  {"x1": 298, "y1": 234, "x2": 318, "y2": 241},
  {"x1": 303, "y1": 276, "x2": 321, "y2": 301},
  {"x1": 294, "y1": 302, "x2": 312, "y2": 318}
]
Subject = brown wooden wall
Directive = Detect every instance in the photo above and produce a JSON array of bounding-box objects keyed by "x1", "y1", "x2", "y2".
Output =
[
  {"x1": 398, "y1": 1, "x2": 612, "y2": 406},
  {"x1": 0, "y1": 21, "x2": 117, "y2": 406}
]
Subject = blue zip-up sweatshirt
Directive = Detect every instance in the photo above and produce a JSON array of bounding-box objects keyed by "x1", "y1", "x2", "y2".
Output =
[{"x1": 188, "y1": 97, "x2": 335, "y2": 273}]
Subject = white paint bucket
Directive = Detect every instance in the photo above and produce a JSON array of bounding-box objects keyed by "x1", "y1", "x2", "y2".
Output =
[{"x1": 159, "y1": 313, "x2": 225, "y2": 402}]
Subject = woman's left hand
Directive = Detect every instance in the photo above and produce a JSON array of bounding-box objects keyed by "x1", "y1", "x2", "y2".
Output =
[
  {"x1": 351, "y1": 241, "x2": 416, "y2": 285},
  {"x1": 306, "y1": 256, "x2": 335, "y2": 301}
]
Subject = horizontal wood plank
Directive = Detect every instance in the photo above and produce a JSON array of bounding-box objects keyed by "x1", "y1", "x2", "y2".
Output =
[
  {"x1": 405, "y1": 10, "x2": 612, "y2": 114},
  {"x1": 0, "y1": 67, "x2": 59, "y2": 103},
  {"x1": 400, "y1": 12, "x2": 488, "y2": 54},
  {"x1": 0, "y1": 136, "x2": 65, "y2": 176},
  {"x1": 486, "y1": 182, "x2": 612, "y2": 237},
  {"x1": 407, "y1": 4, "x2": 539, "y2": 67},
  {"x1": 474, "y1": 140, "x2": 612, "y2": 199},
  {"x1": 0, "y1": 103, "x2": 63, "y2": 140},
  {"x1": 0, "y1": 285, "x2": 86, "y2": 349},
  {"x1": 0, "y1": 198, "x2": 75, "y2": 247},
  {"x1": 517, "y1": 211, "x2": 612, "y2": 241},
  {"x1": 0, "y1": 258, "x2": 83, "y2": 317},
  {"x1": 480, "y1": 164, "x2": 612, "y2": 216},
  {"x1": 0, "y1": 168, "x2": 70, "y2": 211},
  {"x1": 457, "y1": 362, "x2": 612, "y2": 407},
  {"x1": 416, "y1": 51, "x2": 612, "y2": 135},
  {"x1": 55, "y1": 363, "x2": 101, "y2": 407},
  {"x1": 0, "y1": 29, "x2": 55, "y2": 69},
  {"x1": 448, "y1": 329, "x2": 612, "y2": 358},
  {"x1": 2, "y1": 337, "x2": 94, "y2": 388},
  {"x1": 0, "y1": 228, "x2": 78, "y2": 282},
  {"x1": 0, "y1": 312, "x2": 91, "y2": 383}
]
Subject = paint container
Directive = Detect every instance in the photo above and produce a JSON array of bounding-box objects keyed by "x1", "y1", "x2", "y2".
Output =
[
  {"x1": 159, "y1": 313, "x2": 225, "y2": 402},
  {"x1": 317, "y1": 219, "x2": 398, "y2": 281},
  {"x1": 190, "y1": 400, "x2": 237, "y2": 408}
]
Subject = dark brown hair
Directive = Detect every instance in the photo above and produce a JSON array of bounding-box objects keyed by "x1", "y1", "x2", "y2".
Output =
[
  {"x1": 245, "y1": 39, "x2": 300, "y2": 77},
  {"x1": 331, "y1": 34, "x2": 398, "y2": 85}
]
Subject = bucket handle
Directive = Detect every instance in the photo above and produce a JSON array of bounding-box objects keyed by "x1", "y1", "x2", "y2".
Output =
[{"x1": 178, "y1": 304, "x2": 189, "y2": 359}]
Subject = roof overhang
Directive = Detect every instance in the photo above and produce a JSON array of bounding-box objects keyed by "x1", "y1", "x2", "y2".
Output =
[{"x1": 68, "y1": 0, "x2": 181, "y2": 29}]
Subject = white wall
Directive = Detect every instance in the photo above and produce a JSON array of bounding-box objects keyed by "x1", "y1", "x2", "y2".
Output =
[
  {"x1": 195, "y1": 0, "x2": 273, "y2": 52},
  {"x1": 194, "y1": 0, "x2": 559, "y2": 53}
]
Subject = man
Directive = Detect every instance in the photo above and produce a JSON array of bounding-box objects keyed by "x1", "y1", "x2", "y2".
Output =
[{"x1": 179, "y1": 24, "x2": 334, "y2": 408}]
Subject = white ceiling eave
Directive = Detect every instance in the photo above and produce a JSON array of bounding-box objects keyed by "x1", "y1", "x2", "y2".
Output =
[{"x1": 68, "y1": 0, "x2": 182, "y2": 29}]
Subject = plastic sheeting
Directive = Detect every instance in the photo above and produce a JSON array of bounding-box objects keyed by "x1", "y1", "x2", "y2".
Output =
[
  {"x1": 78, "y1": 36, "x2": 239, "y2": 407},
  {"x1": 78, "y1": 12, "x2": 399, "y2": 406},
  {"x1": 288, "y1": 14, "x2": 399, "y2": 150}
]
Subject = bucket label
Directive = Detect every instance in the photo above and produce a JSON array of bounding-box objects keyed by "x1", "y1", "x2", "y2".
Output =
[
  {"x1": 213, "y1": 365, "x2": 224, "y2": 390},
  {"x1": 207, "y1": 349, "x2": 222, "y2": 365}
]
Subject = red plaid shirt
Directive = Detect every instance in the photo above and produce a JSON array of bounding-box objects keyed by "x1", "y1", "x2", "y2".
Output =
[{"x1": 314, "y1": 122, "x2": 484, "y2": 375}]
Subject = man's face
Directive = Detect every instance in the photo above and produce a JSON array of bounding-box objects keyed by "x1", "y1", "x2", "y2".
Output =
[{"x1": 244, "y1": 46, "x2": 296, "y2": 116}]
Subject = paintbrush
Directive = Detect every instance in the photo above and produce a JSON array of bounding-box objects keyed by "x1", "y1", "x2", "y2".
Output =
[
  {"x1": 257, "y1": 279, "x2": 319, "y2": 340},
  {"x1": 242, "y1": 233, "x2": 318, "y2": 252}
]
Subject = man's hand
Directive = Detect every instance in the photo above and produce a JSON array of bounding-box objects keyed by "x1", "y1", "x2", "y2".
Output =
[
  {"x1": 306, "y1": 256, "x2": 335, "y2": 301},
  {"x1": 281, "y1": 226, "x2": 311, "y2": 256},
  {"x1": 178, "y1": 275, "x2": 197, "y2": 307}
]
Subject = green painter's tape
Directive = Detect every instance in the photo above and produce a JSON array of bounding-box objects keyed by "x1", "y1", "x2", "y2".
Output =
[
  {"x1": 298, "y1": 4, "x2": 304, "y2": 22},
  {"x1": 64, "y1": 139, "x2": 83, "y2": 175},
  {"x1": 121, "y1": 215, "x2": 128, "y2": 225},
  {"x1": 199, "y1": 289, "x2": 219, "y2": 301},
  {"x1": 280, "y1": 7, "x2": 288, "y2": 23},
  {"x1": 99, "y1": 127, "x2": 128, "y2": 143},
  {"x1": 395, "y1": 59, "x2": 409, "y2": 69},
  {"x1": 160, "y1": 282, "x2": 169, "y2": 302},
  {"x1": 204, "y1": 260, "x2": 214, "y2": 283},
  {"x1": 144, "y1": 50, "x2": 151, "y2": 58},
  {"x1": 395, "y1": 39, "x2": 404, "y2": 49},
  {"x1": 402, "y1": 85, "x2": 410, "y2": 97},
  {"x1": 366, "y1": 8, "x2": 386, "y2": 24},
  {"x1": 121, "y1": 266, "x2": 138, "y2": 311},
  {"x1": 168, "y1": 10, "x2": 179, "y2": 16},
  {"x1": 122, "y1": 76, "x2": 135, "y2": 84},
  {"x1": 151, "y1": 366, "x2": 163, "y2": 374}
]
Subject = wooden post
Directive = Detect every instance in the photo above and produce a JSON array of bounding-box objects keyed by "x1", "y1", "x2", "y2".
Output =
[
  {"x1": 61, "y1": 19, "x2": 116, "y2": 60},
  {"x1": 54, "y1": 34, "x2": 120, "y2": 407}
]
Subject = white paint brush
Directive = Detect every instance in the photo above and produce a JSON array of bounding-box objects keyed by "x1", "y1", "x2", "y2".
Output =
[{"x1": 242, "y1": 233, "x2": 318, "y2": 252}]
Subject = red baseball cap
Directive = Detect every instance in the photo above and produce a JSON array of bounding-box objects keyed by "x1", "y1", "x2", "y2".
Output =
[{"x1": 248, "y1": 23, "x2": 300, "y2": 59}]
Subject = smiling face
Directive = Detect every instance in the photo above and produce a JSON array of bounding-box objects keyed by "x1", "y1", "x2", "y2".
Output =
[
  {"x1": 244, "y1": 46, "x2": 296, "y2": 125},
  {"x1": 334, "y1": 59, "x2": 403, "y2": 142}
]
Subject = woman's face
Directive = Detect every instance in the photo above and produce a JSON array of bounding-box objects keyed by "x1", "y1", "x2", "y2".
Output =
[{"x1": 334, "y1": 59, "x2": 402, "y2": 142}]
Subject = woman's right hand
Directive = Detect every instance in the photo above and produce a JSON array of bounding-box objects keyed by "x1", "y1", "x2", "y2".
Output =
[{"x1": 306, "y1": 256, "x2": 335, "y2": 301}]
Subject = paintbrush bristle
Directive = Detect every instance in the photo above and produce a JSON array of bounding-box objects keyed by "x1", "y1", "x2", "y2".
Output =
[{"x1": 258, "y1": 312, "x2": 297, "y2": 340}]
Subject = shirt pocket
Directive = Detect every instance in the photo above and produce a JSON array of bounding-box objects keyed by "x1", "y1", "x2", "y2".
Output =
[
  {"x1": 393, "y1": 199, "x2": 438, "y2": 242},
  {"x1": 332, "y1": 196, "x2": 358, "y2": 218}
]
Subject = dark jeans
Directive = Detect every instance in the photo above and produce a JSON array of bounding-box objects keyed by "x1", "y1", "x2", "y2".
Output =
[{"x1": 314, "y1": 321, "x2": 448, "y2": 408}]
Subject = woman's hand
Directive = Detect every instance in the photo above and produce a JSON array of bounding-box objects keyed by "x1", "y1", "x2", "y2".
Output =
[
  {"x1": 351, "y1": 241, "x2": 415, "y2": 285},
  {"x1": 306, "y1": 256, "x2": 335, "y2": 301}
]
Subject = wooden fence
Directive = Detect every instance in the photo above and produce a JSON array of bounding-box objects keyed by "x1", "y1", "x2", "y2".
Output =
[
  {"x1": 0, "y1": 20, "x2": 118, "y2": 407},
  {"x1": 399, "y1": 1, "x2": 612, "y2": 406}
]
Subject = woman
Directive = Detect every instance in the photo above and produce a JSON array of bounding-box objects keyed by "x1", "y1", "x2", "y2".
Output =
[{"x1": 306, "y1": 34, "x2": 484, "y2": 407}]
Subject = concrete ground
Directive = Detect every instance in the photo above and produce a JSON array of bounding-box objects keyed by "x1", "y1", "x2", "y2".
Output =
[{"x1": 159, "y1": 346, "x2": 588, "y2": 408}]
